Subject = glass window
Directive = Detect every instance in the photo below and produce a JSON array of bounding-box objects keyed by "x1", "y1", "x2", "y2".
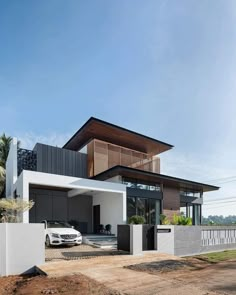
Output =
[
  {"x1": 123, "y1": 177, "x2": 161, "y2": 191},
  {"x1": 136, "y1": 198, "x2": 147, "y2": 221},
  {"x1": 127, "y1": 196, "x2": 161, "y2": 224},
  {"x1": 127, "y1": 197, "x2": 136, "y2": 219},
  {"x1": 149, "y1": 199, "x2": 161, "y2": 224}
]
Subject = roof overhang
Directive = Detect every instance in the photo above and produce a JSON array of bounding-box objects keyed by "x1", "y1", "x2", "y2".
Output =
[
  {"x1": 93, "y1": 166, "x2": 220, "y2": 193},
  {"x1": 63, "y1": 117, "x2": 173, "y2": 154}
]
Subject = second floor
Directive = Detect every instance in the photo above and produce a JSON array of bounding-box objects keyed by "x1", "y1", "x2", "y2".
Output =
[{"x1": 15, "y1": 117, "x2": 174, "y2": 178}]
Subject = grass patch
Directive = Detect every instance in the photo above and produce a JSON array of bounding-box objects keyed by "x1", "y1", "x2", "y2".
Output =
[{"x1": 194, "y1": 250, "x2": 236, "y2": 263}]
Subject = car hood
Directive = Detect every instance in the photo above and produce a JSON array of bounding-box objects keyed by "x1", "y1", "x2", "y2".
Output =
[{"x1": 47, "y1": 228, "x2": 80, "y2": 235}]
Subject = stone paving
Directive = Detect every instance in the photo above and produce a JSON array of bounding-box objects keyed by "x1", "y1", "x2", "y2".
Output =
[{"x1": 45, "y1": 244, "x2": 127, "y2": 261}]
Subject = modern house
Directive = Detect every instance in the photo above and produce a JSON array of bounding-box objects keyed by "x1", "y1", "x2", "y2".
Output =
[{"x1": 6, "y1": 117, "x2": 219, "y2": 235}]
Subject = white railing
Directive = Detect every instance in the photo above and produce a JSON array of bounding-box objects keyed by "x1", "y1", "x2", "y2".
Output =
[{"x1": 201, "y1": 226, "x2": 236, "y2": 247}]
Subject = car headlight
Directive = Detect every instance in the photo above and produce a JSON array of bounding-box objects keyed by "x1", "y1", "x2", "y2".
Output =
[{"x1": 51, "y1": 233, "x2": 60, "y2": 238}]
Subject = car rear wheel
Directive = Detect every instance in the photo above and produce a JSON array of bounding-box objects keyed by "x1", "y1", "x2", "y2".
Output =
[{"x1": 45, "y1": 235, "x2": 51, "y2": 248}]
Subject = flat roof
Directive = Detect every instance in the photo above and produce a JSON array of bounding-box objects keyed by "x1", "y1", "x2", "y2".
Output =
[
  {"x1": 93, "y1": 166, "x2": 220, "y2": 192},
  {"x1": 63, "y1": 117, "x2": 173, "y2": 154}
]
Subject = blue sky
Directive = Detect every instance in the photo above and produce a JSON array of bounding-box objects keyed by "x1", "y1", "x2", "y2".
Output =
[{"x1": 1, "y1": 0, "x2": 236, "y2": 216}]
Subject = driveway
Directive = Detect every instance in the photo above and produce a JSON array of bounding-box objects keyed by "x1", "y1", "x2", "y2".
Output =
[
  {"x1": 40, "y1": 253, "x2": 236, "y2": 295},
  {"x1": 45, "y1": 244, "x2": 126, "y2": 261}
]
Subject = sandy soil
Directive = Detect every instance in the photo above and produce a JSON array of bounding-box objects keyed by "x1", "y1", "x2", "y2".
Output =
[
  {"x1": 0, "y1": 274, "x2": 120, "y2": 295},
  {"x1": 2, "y1": 254, "x2": 235, "y2": 295},
  {"x1": 126, "y1": 257, "x2": 236, "y2": 295}
]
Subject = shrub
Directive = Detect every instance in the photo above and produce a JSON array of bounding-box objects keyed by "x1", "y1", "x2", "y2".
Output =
[
  {"x1": 128, "y1": 215, "x2": 145, "y2": 224},
  {"x1": 160, "y1": 214, "x2": 170, "y2": 225},
  {"x1": 0, "y1": 198, "x2": 34, "y2": 223},
  {"x1": 171, "y1": 213, "x2": 192, "y2": 225}
]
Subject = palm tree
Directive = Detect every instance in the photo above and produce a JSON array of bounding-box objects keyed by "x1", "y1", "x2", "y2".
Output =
[{"x1": 0, "y1": 134, "x2": 12, "y2": 197}]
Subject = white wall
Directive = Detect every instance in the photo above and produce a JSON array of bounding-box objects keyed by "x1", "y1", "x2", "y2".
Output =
[
  {"x1": 93, "y1": 191, "x2": 126, "y2": 235},
  {"x1": 0, "y1": 224, "x2": 45, "y2": 276},
  {"x1": 6, "y1": 137, "x2": 18, "y2": 198}
]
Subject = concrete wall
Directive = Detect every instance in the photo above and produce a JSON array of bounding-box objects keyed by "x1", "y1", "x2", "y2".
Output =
[
  {"x1": 34, "y1": 143, "x2": 87, "y2": 178},
  {"x1": 130, "y1": 225, "x2": 143, "y2": 255},
  {"x1": 0, "y1": 224, "x2": 45, "y2": 276},
  {"x1": 93, "y1": 191, "x2": 126, "y2": 235},
  {"x1": 6, "y1": 138, "x2": 18, "y2": 198},
  {"x1": 29, "y1": 188, "x2": 93, "y2": 233},
  {"x1": 157, "y1": 225, "x2": 236, "y2": 256}
]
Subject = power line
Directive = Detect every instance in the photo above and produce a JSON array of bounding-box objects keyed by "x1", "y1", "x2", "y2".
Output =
[
  {"x1": 213, "y1": 179, "x2": 236, "y2": 185},
  {"x1": 204, "y1": 196, "x2": 236, "y2": 203},
  {"x1": 204, "y1": 200, "x2": 236, "y2": 206},
  {"x1": 204, "y1": 203, "x2": 236, "y2": 210},
  {"x1": 205, "y1": 176, "x2": 236, "y2": 182}
]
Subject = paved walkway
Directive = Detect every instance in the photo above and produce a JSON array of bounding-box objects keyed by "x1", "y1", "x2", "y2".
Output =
[{"x1": 40, "y1": 253, "x2": 220, "y2": 295}]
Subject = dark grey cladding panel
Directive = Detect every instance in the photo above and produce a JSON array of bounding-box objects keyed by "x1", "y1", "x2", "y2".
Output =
[
  {"x1": 180, "y1": 195, "x2": 198, "y2": 203},
  {"x1": 127, "y1": 187, "x2": 162, "y2": 200},
  {"x1": 34, "y1": 143, "x2": 87, "y2": 178}
]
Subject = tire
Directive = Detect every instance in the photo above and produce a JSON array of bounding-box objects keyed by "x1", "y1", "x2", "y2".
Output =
[{"x1": 45, "y1": 235, "x2": 51, "y2": 248}]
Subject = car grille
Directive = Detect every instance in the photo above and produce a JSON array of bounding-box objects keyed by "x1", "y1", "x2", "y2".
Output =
[{"x1": 60, "y1": 234, "x2": 77, "y2": 240}]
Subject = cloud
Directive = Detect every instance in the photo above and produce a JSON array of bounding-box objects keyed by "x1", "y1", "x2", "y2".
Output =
[{"x1": 17, "y1": 131, "x2": 71, "y2": 150}]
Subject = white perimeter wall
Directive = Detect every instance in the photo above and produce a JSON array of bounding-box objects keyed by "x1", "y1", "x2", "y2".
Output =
[
  {"x1": 0, "y1": 224, "x2": 45, "y2": 276},
  {"x1": 6, "y1": 137, "x2": 18, "y2": 198},
  {"x1": 93, "y1": 191, "x2": 126, "y2": 235}
]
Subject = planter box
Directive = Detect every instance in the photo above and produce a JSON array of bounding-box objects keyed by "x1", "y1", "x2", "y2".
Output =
[{"x1": 0, "y1": 223, "x2": 45, "y2": 276}]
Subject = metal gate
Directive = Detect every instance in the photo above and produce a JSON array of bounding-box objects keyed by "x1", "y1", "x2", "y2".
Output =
[{"x1": 142, "y1": 225, "x2": 155, "y2": 251}]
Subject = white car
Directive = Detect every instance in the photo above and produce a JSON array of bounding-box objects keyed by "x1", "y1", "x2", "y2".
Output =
[{"x1": 41, "y1": 220, "x2": 82, "y2": 247}]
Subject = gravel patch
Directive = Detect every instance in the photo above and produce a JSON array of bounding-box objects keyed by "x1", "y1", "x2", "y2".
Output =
[{"x1": 125, "y1": 259, "x2": 197, "y2": 273}]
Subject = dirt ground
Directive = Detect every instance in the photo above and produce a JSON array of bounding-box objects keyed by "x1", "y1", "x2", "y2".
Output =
[
  {"x1": 1, "y1": 253, "x2": 236, "y2": 295},
  {"x1": 125, "y1": 257, "x2": 236, "y2": 294},
  {"x1": 0, "y1": 274, "x2": 120, "y2": 295}
]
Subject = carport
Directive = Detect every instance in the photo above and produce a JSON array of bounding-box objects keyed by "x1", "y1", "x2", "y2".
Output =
[{"x1": 15, "y1": 170, "x2": 127, "y2": 235}]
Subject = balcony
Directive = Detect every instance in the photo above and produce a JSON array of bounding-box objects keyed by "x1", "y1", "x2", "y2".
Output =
[{"x1": 87, "y1": 139, "x2": 160, "y2": 177}]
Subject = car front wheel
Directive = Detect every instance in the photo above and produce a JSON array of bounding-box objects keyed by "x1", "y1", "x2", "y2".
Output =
[{"x1": 45, "y1": 235, "x2": 51, "y2": 248}]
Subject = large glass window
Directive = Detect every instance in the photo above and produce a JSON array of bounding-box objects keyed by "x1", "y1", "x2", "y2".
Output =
[
  {"x1": 180, "y1": 203, "x2": 201, "y2": 224},
  {"x1": 123, "y1": 177, "x2": 161, "y2": 192},
  {"x1": 149, "y1": 198, "x2": 161, "y2": 224},
  {"x1": 180, "y1": 190, "x2": 201, "y2": 198},
  {"x1": 127, "y1": 197, "x2": 161, "y2": 224},
  {"x1": 127, "y1": 197, "x2": 136, "y2": 218}
]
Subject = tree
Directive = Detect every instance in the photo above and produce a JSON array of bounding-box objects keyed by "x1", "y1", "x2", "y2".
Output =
[{"x1": 0, "y1": 134, "x2": 12, "y2": 198}]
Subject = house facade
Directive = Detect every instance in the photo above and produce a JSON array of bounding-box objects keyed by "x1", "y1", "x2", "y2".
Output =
[{"x1": 6, "y1": 117, "x2": 219, "y2": 235}]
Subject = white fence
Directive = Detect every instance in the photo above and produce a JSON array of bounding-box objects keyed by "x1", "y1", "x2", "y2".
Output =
[
  {"x1": 201, "y1": 227, "x2": 236, "y2": 246},
  {"x1": 157, "y1": 225, "x2": 236, "y2": 256}
]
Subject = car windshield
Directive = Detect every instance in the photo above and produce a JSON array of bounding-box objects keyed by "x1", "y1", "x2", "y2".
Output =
[{"x1": 47, "y1": 221, "x2": 71, "y2": 228}]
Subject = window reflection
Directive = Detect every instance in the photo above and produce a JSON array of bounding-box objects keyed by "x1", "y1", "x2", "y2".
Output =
[
  {"x1": 127, "y1": 197, "x2": 161, "y2": 224},
  {"x1": 180, "y1": 190, "x2": 201, "y2": 198},
  {"x1": 123, "y1": 178, "x2": 161, "y2": 191}
]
